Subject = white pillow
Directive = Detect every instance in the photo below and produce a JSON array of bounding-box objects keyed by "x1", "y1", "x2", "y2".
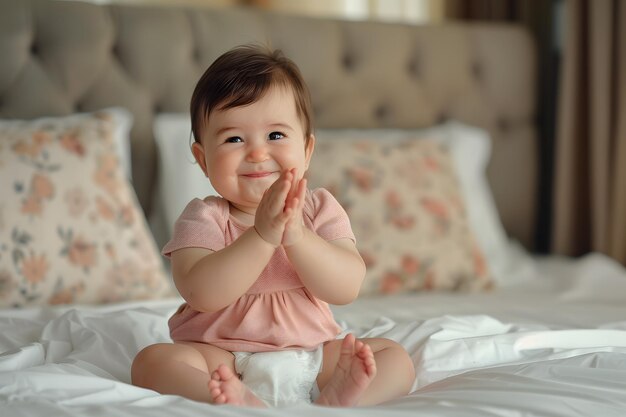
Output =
[
  {"x1": 107, "y1": 107, "x2": 134, "y2": 180},
  {"x1": 152, "y1": 115, "x2": 510, "y2": 283},
  {"x1": 153, "y1": 114, "x2": 218, "y2": 239}
]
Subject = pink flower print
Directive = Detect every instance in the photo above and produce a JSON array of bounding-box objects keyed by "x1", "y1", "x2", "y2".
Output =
[
  {"x1": 473, "y1": 246, "x2": 488, "y2": 278},
  {"x1": 31, "y1": 174, "x2": 54, "y2": 200},
  {"x1": 423, "y1": 270, "x2": 436, "y2": 291},
  {"x1": 64, "y1": 187, "x2": 88, "y2": 217},
  {"x1": 12, "y1": 142, "x2": 37, "y2": 158},
  {"x1": 12, "y1": 131, "x2": 51, "y2": 158},
  {"x1": 380, "y1": 271, "x2": 404, "y2": 294},
  {"x1": 48, "y1": 282, "x2": 85, "y2": 305},
  {"x1": 421, "y1": 197, "x2": 449, "y2": 220},
  {"x1": 96, "y1": 196, "x2": 115, "y2": 221},
  {"x1": 21, "y1": 174, "x2": 55, "y2": 217},
  {"x1": 348, "y1": 167, "x2": 374, "y2": 192},
  {"x1": 401, "y1": 255, "x2": 420, "y2": 275},
  {"x1": 105, "y1": 242, "x2": 117, "y2": 261},
  {"x1": 119, "y1": 204, "x2": 135, "y2": 227},
  {"x1": 448, "y1": 193, "x2": 465, "y2": 215},
  {"x1": 48, "y1": 289, "x2": 74, "y2": 305},
  {"x1": 32, "y1": 130, "x2": 52, "y2": 147},
  {"x1": 423, "y1": 155, "x2": 440, "y2": 171},
  {"x1": 21, "y1": 253, "x2": 49, "y2": 284},
  {"x1": 101, "y1": 261, "x2": 141, "y2": 302},
  {"x1": 67, "y1": 236, "x2": 97, "y2": 270},
  {"x1": 354, "y1": 142, "x2": 373, "y2": 153},
  {"x1": 385, "y1": 190, "x2": 403, "y2": 210},
  {"x1": 141, "y1": 268, "x2": 166, "y2": 291},
  {"x1": 21, "y1": 194, "x2": 43, "y2": 216},
  {"x1": 94, "y1": 154, "x2": 121, "y2": 196},
  {"x1": 60, "y1": 132, "x2": 85, "y2": 156},
  {"x1": 390, "y1": 214, "x2": 415, "y2": 230}
]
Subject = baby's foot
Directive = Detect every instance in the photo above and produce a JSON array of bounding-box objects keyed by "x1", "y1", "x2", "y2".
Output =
[
  {"x1": 207, "y1": 364, "x2": 266, "y2": 407},
  {"x1": 316, "y1": 333, "x2": 377, "y2": 407}
]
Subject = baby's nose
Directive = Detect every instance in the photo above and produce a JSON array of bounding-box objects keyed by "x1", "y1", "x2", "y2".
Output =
[{"x1": 246, "y1": 145, "x2": 269, "y2": 162}]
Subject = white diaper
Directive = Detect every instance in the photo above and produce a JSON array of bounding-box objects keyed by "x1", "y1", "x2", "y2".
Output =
[{"x1": 233, "y1": 345, "x2": 323, "y2": 407}]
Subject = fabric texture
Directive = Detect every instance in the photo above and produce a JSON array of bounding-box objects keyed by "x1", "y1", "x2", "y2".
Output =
[
  {"x1": 552, "y1": 0, "x2": 626, "y2": 265},
  {"x1": 306, "y1": 137, "x2": 493, "y2": 295},
  {"x1": 164, "y1": 189, "x2": 352, "y2": 352},
  {"x1": 0, "y1": 111, "x2": 172, "y2": 308}
]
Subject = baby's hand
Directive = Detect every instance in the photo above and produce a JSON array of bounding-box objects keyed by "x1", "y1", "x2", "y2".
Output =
[
  {"x1": 254, "y1": 170, "x2": 294, "y2": 247},
  {"x1": 282, "y1": 169, "x2": 307, "y2": 247}
]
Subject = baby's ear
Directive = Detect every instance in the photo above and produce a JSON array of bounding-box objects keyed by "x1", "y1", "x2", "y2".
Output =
[
  {"x1": 191, "y1": 142, "x2": 209, "y2": 177},
  {"x1": 304, "y1": 134, "x2": 316, "y2": 169}
]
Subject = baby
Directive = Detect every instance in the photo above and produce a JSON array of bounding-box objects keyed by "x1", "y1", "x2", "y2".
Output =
[{"x1": 131, "y1": 44, "x2": 415, "y2": 407}]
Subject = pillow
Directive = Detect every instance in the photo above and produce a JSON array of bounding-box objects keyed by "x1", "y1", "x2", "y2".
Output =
[
  {"x1": 0, "y1": 110, "x2": 172, "y2": 308},
  {"x1": 306, "y1": 135, "x2": 493, "y2": 295},
  {"x1": 107, "y1": 107, "x2": 133, "y2": 180},
  {"x1": 153, "y1": 114, "x2": 218, "y2": 241},
  {"x1": 315, "y1": 122, "x2": 511, "y2": 285}
]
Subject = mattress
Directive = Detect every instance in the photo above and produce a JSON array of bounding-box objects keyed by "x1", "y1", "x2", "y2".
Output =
[{"x1": 1, "y1": 248, "x2": 626, "y2": 416}]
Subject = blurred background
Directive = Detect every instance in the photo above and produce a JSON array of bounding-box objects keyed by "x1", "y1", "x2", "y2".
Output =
[{"x1": 54, "y1": 0, "x2": 626, "y2": 263}]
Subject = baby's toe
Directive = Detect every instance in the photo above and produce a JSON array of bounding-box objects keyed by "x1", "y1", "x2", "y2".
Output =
[
  {"x1": 214, "y1": 393, "x2": 227, "y2": 404},
  {"x1": 216, "y1": 364, "x2": 235, "y2": 380}
]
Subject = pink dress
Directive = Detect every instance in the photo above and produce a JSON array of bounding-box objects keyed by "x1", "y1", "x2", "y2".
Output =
[{"x1": 162, "y1": 188, "x2": 355, "y2": 353}]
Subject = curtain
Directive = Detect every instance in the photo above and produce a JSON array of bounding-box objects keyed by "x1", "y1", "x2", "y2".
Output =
[
  {"x1": 552, "y1": 0, "x2": 626, "y2": 264},
  {"x1": 444, "y1": 1, "x2": 559, "y2": 253},
  {"x1": 444, "y1": 0, "x2": 538, "y2": 24}
]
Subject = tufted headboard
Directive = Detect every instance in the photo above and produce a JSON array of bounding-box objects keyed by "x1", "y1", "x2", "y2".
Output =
[{"x1": 0, "y1": 0, "x2": 537, "y2": 249}]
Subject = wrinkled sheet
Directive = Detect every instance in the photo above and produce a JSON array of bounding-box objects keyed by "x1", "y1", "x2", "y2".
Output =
[{"x1": 1, "y1": 251, "x2": 626, "y2": 417}]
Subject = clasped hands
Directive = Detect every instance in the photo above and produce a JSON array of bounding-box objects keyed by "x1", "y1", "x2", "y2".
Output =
[{"x1": 254, "y1": 168, "x2": 307, "y2": 248}]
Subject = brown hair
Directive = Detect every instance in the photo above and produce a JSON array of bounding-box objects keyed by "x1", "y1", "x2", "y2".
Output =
[{"x1": 190, "y1": 44, "x2": 313, "y2": 145}]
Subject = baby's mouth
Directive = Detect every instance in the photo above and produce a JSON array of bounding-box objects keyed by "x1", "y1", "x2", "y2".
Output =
[{"x1": 242, "y1": 171, "x2": 276, "y2": 179}]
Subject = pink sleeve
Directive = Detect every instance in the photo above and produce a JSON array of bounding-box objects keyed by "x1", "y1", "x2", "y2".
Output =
[
  {"x1": 161, "y1": 197, "x2": 228, "y2": 257},
  {"x1": 306, "y1": 188, "x2": 356, "y2": 243}
]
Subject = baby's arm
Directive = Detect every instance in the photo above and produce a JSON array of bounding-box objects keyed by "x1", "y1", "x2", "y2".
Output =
[
  {"x1": 285, "y1": 232, "x2": 365, "y2": 305},
  {"x1": 171, "y1": 171, "x2": 294, "y2": 312},
  {"x1": 282, "y1": 178, "x2": 365, "y2": 304},
  {"x1": 171, "y1": 230, "x2": 274, "y2": 312}
]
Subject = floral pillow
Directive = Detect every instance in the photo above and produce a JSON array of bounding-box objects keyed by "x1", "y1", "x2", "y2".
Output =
[
  {"x1": 0, "y1": 111, "x2": 172, "y2": 307},
  {"x1": 306, "y1": 137, "x2": 493, "y2": 295}
]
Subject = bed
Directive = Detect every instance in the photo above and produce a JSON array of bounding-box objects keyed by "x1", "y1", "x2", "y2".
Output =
[{"x1": 1, "y1": 0, "x2": 626, "y2": 416}]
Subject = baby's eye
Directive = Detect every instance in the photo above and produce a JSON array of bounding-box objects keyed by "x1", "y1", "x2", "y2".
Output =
[
  {"x1": 268, "y1": 131, "x2": 285, "y2": 141},
  {"x1": 225, "y1": 136, "x2": 242, "y2": 143}
]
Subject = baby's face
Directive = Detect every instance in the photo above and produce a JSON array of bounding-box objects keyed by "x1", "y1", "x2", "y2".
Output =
[{"x1": 192, "y1": 85, "x2": 314, "y2": 213}]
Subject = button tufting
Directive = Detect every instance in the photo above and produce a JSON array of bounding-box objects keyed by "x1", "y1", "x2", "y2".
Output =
[
  {"x1": 407, "y1": 59, "x2": 420, "y2": 77},
  {"x1": 374, "y1": 104, "x2": 389, "y2": 120},
  {"x1": 111, "y1": 43, "x2": 121, "y2": 58},
  {"x1": 497, "y1": 118, "x2": 510, "y2": 131},
  {"x1": 342, "y1": 54, "x2": 355, "y2": 71},
  {"x1": 472, "y1": 62, "x2": 483, "y2": 80},
  {"x1": 30, "y1": 43, "x2": 39, "y2": 55},
  {"x1": 193, "y1": 48, "x2": 202, "y2": 62}
]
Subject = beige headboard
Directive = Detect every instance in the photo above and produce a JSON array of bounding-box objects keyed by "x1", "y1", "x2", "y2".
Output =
[{"x1": 0, "y1": 0, "x2": 537, "y2": 248}]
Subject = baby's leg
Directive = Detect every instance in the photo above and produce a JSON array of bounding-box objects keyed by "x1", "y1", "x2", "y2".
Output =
[
  {"x1": 131, "y1": 341, "x2": 264, "y2": 406},
  {"x1": 316, "y1": 336, "x2": 415, "y2": 407}
]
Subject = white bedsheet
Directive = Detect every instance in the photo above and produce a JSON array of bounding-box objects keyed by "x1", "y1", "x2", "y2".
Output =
[{"x1": 1, "y1": 250, "x2": 626, "y2": 417}]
